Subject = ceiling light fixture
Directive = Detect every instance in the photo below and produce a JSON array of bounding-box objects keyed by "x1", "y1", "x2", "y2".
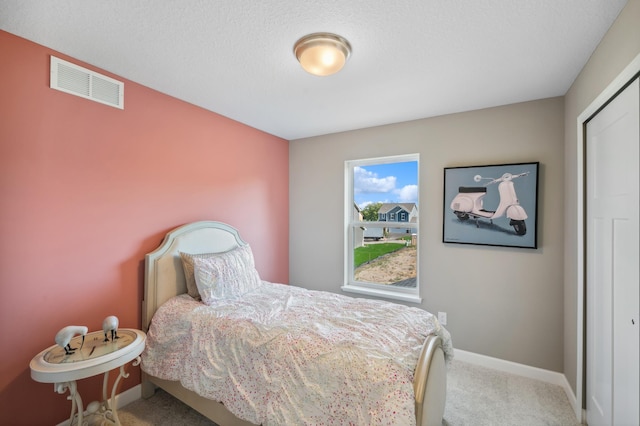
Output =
[{"x1": 293, "y1": 33, "x2": 351, "y2": 77}]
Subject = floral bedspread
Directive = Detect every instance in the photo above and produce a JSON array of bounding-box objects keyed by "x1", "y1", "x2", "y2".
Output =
[{"x1": 141, "y1": 281, "x2": 453, "y2": 425}]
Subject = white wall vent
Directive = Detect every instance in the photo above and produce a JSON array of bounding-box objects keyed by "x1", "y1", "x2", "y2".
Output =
[{"x1": 50, "y1": 56, "x2": 124, "y2": 109}]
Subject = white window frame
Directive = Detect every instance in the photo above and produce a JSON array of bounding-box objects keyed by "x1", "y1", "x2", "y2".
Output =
[{"x1": 342, "y1": 154, "x2": 421, "y2": 303}]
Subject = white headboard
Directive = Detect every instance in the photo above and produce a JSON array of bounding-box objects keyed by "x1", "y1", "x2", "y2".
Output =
[{"x1": 142, "y1": 221, "x2": 247, "y2": 331}]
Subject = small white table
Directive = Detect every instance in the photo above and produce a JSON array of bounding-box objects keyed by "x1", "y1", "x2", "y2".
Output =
[{"x1": 30, "y1": 328, "x2": 146, "y2": 426}]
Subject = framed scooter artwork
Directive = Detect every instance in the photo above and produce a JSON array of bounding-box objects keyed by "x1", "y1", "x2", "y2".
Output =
[{"x1": 443, "y1": 162, "x2": 539, "y2": 249}]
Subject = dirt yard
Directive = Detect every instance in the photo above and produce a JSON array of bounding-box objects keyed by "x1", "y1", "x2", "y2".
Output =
[{"x1": 354, "y1": 245, "x2": 417, "y2": 284}]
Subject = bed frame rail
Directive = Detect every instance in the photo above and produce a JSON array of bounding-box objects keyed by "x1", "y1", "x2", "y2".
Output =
[{"x1": 414, "y1": 334, "x2": 447, "y2": 426}]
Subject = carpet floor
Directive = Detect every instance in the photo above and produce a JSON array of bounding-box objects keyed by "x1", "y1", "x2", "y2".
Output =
[{"x1": 118, "y1": 360, "x2": 581, "y2": 425}]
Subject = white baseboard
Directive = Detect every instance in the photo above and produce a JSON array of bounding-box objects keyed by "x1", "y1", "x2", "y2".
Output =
[
  {"x1": 454, "y1": 349, "x2": 581, "y2": 423},
  {"x1": 56, "y1": 384, "x2": 141, "y2": 426},
  {"x1": 114, "y1": 384, "x2": 142, "y2": 409}
]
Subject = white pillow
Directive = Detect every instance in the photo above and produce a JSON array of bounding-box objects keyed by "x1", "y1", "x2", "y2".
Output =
[
  {"x1": 179, "y1": 251, "x2": 224, "y2": 299},
  {"x1": 192, "y1": 244, "x2": 261, "y2": 304}
]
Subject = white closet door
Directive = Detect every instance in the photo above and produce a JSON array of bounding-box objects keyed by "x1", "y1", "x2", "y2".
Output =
[{"x1": 586, "y1": 77, "x2": 639, "y2": 426}]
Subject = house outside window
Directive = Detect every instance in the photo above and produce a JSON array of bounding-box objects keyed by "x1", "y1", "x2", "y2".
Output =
[{"x1": 343, "y1": 154, "x2": 420, "y2": 303}]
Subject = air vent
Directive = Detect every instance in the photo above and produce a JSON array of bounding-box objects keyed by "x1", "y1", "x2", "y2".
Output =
[{"x1": 50, "y1": 56, "x2": 124, "y2": 109}]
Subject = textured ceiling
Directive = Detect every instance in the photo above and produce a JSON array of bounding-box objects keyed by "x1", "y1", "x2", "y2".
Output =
[{"x1": 0, "y1": 0, "x2": 629, "y2": 140}]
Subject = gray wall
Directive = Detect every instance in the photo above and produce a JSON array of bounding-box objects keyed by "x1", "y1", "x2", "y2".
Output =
[
  {"x1": 290, "y1": 97, "x2": 565, "y2": 372},
  {"x1": 563, "y1": 0, "x2": 640, "y2": 397}
]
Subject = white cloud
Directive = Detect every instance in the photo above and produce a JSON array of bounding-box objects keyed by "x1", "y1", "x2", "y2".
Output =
[
  {"x1": 395, "y1": 184, "x2": 418, "y2": 203},
  {"x1": 354, "y1": 166, "x2": 396, "y2": 194}
]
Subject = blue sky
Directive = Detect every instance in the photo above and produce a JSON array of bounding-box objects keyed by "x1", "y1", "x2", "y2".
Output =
[{"x1": 354, "y1": 161, "x2": 418, "y2": 208}]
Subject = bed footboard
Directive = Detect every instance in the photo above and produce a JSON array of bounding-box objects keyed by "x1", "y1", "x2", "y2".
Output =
[{"x1": 414, "y1": 334, "x2": 447, "y2": 426}]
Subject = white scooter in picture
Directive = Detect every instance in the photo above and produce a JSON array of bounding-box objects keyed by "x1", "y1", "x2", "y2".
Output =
[{"x1": 450, "y1": 172, "x2": 530, "y2": 236}]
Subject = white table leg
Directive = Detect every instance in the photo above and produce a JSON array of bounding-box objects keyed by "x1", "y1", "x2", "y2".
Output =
[
  {"x1": 101, "y1": 355, "x2": 141, "y2": 425},
  {"x1": 55, "y1": 381, "x2": 84, "y2": 426}
]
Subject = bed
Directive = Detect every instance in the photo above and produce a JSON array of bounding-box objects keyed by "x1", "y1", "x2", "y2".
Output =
[{"x1": 141, "y1": 220, "x2": 452, "y2": 425}]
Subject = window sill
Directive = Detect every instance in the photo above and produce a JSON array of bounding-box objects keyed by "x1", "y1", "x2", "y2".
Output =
[{"x1": 341, "y1": 285, "x2": 422, "y2": 304}]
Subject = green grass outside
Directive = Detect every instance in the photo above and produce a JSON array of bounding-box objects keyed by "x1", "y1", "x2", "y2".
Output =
[{"x1": 354, "y1": 242, "x2": 406, "y2": 268}]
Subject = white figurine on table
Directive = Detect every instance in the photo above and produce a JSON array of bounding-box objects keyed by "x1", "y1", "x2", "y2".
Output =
[
  {"x1": 55, "y1": 326, "x2": 88, "y2": 355},
  {"x1": 102, "y1": 315, "x2": 120, "y2": 342}
]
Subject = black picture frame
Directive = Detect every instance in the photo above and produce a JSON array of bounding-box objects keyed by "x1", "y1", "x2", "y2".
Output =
[{"x1": 443, "y1": 162, "x2": 539, "y2": 249}]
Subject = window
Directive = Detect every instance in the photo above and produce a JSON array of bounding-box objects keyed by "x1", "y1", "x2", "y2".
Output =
[{"x1": 343, "y1": 154, "x2": 420, "y2": 303}]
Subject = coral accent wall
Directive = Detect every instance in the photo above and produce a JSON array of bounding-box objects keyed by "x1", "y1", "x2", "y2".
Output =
[{"x1": 0, "y1": 30, "x2": 289, "y2": 425}]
